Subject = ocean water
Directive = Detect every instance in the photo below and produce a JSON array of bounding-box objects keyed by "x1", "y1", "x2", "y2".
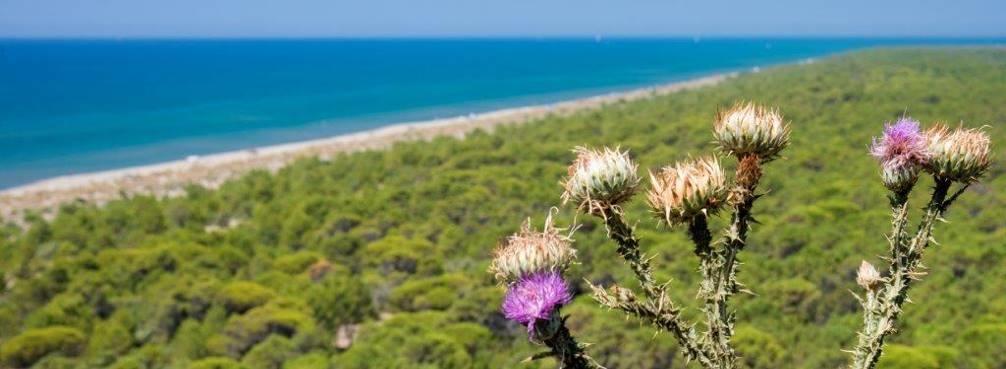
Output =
[{"x1": 0, "y1": 38, "x2": 1001, "y2": 189}]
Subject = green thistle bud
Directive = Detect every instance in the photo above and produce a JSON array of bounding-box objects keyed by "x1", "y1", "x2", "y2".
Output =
[
  {"x1": 646, "y1": 157, "x2": 728, "y2": 226},
  {"x1": 489, "y1": 214, "x2": 577, "y2": 285},
  {"x1": 714, "y1": 102, "x2": 790, "y2": 161},
  {"x1": 880, "y1": 164, "x2": 920, "y2": 194},
  {"x1": 924, "y1": 124, "x2": 991, "y2": 182},
  {"x1": 561, "y1": 146, "x2": 640, "y2": 216},
  {"x1": 856, "y1": 261, "x2": 883, "y2": 290}
]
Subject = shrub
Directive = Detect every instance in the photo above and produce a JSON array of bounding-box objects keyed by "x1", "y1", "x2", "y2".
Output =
[
  {"x1": 282, "y1": 352, "x2": 330, "y2": 369},
  {"x1": 271, "y1": 252, "x2": 322, "y2": 275},
  {"x1": 0, "y1": 326, "x2": 86, "y2": 367},
  {"x1": 217, "y1": 281, "x2": 276, "y2": 314},
  {"x1": 189, "y1": 357, "x2": 248, "y2": 369},
  {"x1": 733, "y1": 325, "x2": 784, "y2": 368},
  {"x1": 26, "y1": 294, "x2": 94, "y2": 331},
  {"x1": 334, "y1": 312, "x2": 478, "y2": 369},
  {"x1": 307, "y1": 273, "x2": 374, "y2": 330},
  {"x1": 240, "y1": 336, "x2": 297, "y2": 369},
  {"x1": 207, "y1": 302, "x2": 315, "y2": 358},
  {"x1": 875, "y1": 345, "x2": 940, "y2": 369}
]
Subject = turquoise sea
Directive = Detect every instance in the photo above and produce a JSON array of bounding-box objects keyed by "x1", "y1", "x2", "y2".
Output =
[{"x1": 0, "y1": 38, "x2": 1002, "y2": 189}]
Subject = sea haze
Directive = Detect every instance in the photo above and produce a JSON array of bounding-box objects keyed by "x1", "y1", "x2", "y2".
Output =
[{"x1": 0, "y1": 37, "x2": 1001, "y2": 188}]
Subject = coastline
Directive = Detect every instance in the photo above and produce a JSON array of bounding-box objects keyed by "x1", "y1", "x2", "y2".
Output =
[{"x1": 0, "y1": 72, "x2": 737, "y2": 221}]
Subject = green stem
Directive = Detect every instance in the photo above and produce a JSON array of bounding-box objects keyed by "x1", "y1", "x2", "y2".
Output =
[
  {"x1": 690, "y1": 214, "x2": 738, "y2": 369},
  {"x1": 589, "y1": 283, "x2": 715, "y2": 368},
  {"x1": 604, "y1": 213, "x2": 661, "y2": 299},
  {"x1": 600, "y1": 213, "x2": 714, "y2": 368},
  {"x1": 541, "y1": 319, "x2": 605, "y2": 369},
  {"x1": 850, "y1": 178, "x2": 953, "y2": 369}
]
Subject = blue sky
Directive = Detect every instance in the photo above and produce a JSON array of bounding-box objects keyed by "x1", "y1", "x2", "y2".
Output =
[{"x1": 1, "y1": 0, "x2": 1003, "y2": 38}]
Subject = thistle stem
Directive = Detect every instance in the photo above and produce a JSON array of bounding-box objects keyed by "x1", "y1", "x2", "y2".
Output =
[
  {"x1": 599, "y1": 212, "x2": 714, "y2": 368},
  {"x1": 541, "y1": 319, "x2": 605, "y2": 369},
  {"x1": 686, "y1": 155, "x2": 763, "y2": 369},
  {"x1": 589, "y1": 283, "x2": 714, "y2": 368},
  {"x1": 849, "y1": 178, "x2": 953, "y2": 369},
  {"x1": 604, "y1": 213, "x2": 661, "y2": 299},
  {"x1": 689, "y1": 214, "x2": 738, "y2": 369}
]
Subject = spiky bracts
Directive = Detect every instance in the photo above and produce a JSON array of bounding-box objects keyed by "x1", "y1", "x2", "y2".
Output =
[
  {"x1": 490, "y1": 214, "x2": 577, "y2": 285},
  {"x1": 647, "y1": 157, "x2": 728, "y2": 226},
  {"x1": 924, "y1": 124, "x2": 991, "y2": 183},
  {"x1": 714, "y1": 102, "x2": 790, "y2": 161},
  {"x1": 562, "y1": 146, "x2": 640, "y2": 217}
]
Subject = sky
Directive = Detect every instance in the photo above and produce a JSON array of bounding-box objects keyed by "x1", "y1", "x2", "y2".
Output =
[{"x1": 1, "y1": 0, "x2": 1004, "y2": 38}]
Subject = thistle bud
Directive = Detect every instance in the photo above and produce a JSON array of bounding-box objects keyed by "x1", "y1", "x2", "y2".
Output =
[
  {"x1": 856, "y1": 261, "x2": 883, "y2": 290},
  {"x1": 646, "y1": 157, "x2": 728, "y2": 226},
  {"x1": 489, "y1": 214, "x2": 577, "y2": 285},
  {"x1": 924, "y1": 124, "x2": 991, "y2": 182},
  {"x1": 880, "y1": 164, "x2": 920, "y2": 195},
  {"x1": 714, "y1": 102, "x2": 790, "y2": 161},
  {"x1": 870, "y1": 118, "x2": 928, "y2": 193},
  {"x1": 562, "y1": 146, "x2": 640, "y2": 215}
]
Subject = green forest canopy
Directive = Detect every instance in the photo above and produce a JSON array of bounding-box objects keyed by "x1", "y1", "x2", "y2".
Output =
[{"x1": 1, "y1": 48, "x2": 1004, "y2": 369}]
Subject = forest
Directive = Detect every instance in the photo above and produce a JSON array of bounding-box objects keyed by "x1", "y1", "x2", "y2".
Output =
[{"x1": 1, "y1": 48, "x2": 1004, "y2": 369}]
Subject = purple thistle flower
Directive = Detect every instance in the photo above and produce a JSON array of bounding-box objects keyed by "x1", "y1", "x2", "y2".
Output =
[
  {"x1": 870, "y1": 117, "x2": 928, "y2": 169},
  {"x1": 501, "y1": 271, "x2": 572, "y2": 336}
]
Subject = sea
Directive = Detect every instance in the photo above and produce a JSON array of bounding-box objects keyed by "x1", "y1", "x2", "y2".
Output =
[{"x1": 0, "y1": 38, "x2": 1002, "y2": 189}]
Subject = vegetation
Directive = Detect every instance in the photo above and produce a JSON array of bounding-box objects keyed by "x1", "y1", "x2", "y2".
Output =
[{"x1": 1, "y1": 48, "x2": 1004, "y2": 368}]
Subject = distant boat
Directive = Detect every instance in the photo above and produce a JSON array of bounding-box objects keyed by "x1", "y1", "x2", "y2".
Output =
[{"x1": 594, "y1": 34, "x2": 603, "y2": 43}]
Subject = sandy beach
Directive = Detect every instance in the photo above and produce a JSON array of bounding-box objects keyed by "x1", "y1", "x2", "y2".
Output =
[{"x1": 0, "y1": 72, "x2": 736, "y2": 221}]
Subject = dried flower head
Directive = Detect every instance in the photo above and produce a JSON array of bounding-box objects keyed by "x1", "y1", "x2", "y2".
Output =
[
  {"x1": 870, "y1": 118, "x2": 928, "y2": 192},
  {"x1": 714, "y1": 102, "x2": 790, "y2": 160},
  {"x1": 489, "y1": 213, "x2": 577, "y2": 285},
  {"x1": 647, "y1": 157, "x2": 728, "y2": 225},
  {"x1": 501, "y1": 271, "x2": 572, "y2": 337},
  {"x1": 856, "y1": 261, "x2": 883, "y2": 290},
  {"x1": 924, "y1": 124, "x2": 991, "y2": 182},
  {"x1": 562, "y1": 146, "x2": 640, "y2": 216}
]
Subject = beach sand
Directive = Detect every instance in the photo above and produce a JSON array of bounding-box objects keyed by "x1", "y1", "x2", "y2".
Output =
[{"x1": 0, "y1": 72, "x2": 736, "y2": 221}]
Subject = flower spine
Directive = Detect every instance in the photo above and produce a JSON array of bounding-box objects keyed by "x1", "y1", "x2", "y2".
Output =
[
  {"x1": 714, "y1": 102, "x2": 790, "y2": 161},
  {"x1": 647, "y1": 157, "x2": 727, "y2": 226},
  {"x1": 562, "y1": 146, "x2": 640, "y2": 216}
]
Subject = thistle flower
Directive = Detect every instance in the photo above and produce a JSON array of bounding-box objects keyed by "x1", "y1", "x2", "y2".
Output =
[
  {"x1": 856, "y1": 261, "x2": 883, "y2": 290},
  {"x1": 562, "y1": 146, "x2": 640, "y2": 216},
  {"x1": 502, "y1": 271, "x2": 573, "y2": 338},
  {"x1": 647, "y1": 157, "x2": 728, "y2": 225},
  {"x1": 870, "y1": 118, "x2": 928, "y2": 192},
  {"x1": 489, "y1": 214, "x2": 577, "y2": 285},
  {"x1": 924, "y1": 124, "x2": 991, "y2": 182},
  {"x1": 714, "y1": 102, "x2": 790, "y2": 160}
]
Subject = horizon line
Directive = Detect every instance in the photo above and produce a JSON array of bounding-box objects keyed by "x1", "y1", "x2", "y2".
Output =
[{"x1": 2, "y1": 34, "x2": 1006, "y2": 41}]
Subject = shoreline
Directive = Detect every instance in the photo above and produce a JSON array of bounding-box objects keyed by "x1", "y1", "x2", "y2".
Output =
[{"x1": 0, "y1": 72, "x2": 737, "y2": 220}]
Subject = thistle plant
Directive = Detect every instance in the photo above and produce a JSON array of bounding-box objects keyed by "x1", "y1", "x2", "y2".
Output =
[
  {"x1": 490, "y1": 212, "x2": 604, "y2": 368},
  {"x1": 490, "y1": 105, "x2": 991, "y2": 369},
  {"x1": 848, "y1": 120, "x2": 991, "y2": 369},
  {"x1": 490, "y1": 102, "x2": 789, "y2": 369}
]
